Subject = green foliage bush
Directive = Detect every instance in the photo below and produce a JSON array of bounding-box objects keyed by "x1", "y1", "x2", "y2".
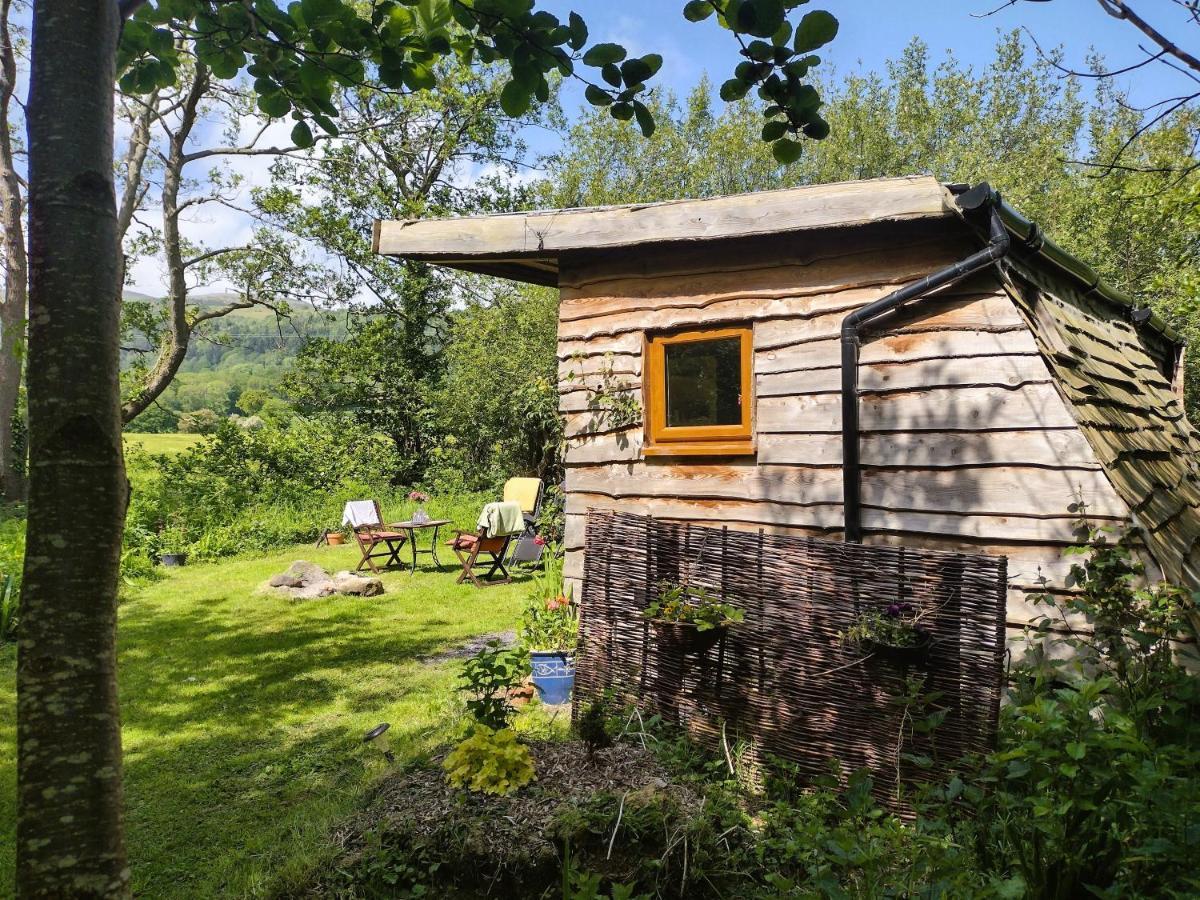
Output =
[
  {"x1": 457, "y1": 641, "x2": 529, "y2": 731},
  {"x1": 442, "y1": 725, "x2": 536, "y2": 797},
  {"x1": 643, "y1": 580, "x2": 744, "y2": 631}
]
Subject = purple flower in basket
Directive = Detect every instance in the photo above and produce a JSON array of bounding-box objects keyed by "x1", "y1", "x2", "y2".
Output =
[{"x1": 885, "y1": 604, "x2": 902, "y2": 617}]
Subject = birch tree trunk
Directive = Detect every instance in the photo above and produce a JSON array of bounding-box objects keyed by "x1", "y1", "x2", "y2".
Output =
[
  {"x1": 17, "y1": 0, "x2": 128, "y2": 894},
  {"x1": 0, "y1": 0, "x2": 26, "y2": 502}
]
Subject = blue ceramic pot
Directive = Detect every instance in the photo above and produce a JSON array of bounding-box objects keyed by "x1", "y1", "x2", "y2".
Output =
[{"x1": 530, "y1": 650, "x2": 575, "y2": 705}]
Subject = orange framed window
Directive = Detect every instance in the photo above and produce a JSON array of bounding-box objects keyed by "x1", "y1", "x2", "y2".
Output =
[{"x1": 644, "y1": 326, "x2": 754, "y2": 456}]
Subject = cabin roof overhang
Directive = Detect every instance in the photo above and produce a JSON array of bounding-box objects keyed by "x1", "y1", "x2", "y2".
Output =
[
  {"x1": 372, "y1": 175, "x2": 953, "y2": 287},
  {"x1": 373, "y1": 173, "x2": 1182, "y2": 347}
]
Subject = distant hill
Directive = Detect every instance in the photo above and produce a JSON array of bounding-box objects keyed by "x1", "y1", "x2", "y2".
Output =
[
  {"x1": 121, "y1": 292, "x2": 348, "y2": 431},
  {"x1": 122, "y1": 292, "x2": 347, "y2": 373}
]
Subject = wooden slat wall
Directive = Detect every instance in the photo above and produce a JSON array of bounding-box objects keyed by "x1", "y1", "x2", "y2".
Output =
[{"x1": 556, "y1": 224, "x2": 1133, "y2": 628}]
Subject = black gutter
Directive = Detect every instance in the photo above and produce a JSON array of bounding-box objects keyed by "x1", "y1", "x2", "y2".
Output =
[
  {"x1": 990, "y1": 196, "x2": 1181, "y2": 344},
  {"x1": 840, "y1": 183, "x2": 1011, "y2": 544}
]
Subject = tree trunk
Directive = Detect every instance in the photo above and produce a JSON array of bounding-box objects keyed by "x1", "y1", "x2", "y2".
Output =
[
  {"x1": 0, "y1": 0, "x2": 27, "y2": 502},
  {"x1": 18, "y1": 0, "x2": 128, "y2": 896}
]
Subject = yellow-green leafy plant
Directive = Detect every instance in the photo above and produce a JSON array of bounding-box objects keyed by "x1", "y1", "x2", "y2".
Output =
[{"x1": 443, "y1": 725, "x2": 536, "y2": 797}]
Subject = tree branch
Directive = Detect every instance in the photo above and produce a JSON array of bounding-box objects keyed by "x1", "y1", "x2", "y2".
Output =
[{"x1": 1096, "y1": 0, "x2": 1200, "y2": 74}]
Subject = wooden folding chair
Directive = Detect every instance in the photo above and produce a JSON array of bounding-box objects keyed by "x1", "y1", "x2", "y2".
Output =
[
  {"x1": 448, "y1": 509, "x2": 519, "y2": 587},
  {"x1": 345, "y1": 500, "x2": 408, "y2": 574}
]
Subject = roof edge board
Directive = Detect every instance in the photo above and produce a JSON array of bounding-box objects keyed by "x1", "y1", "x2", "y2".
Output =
[{"x1": 374, "y1": 175, "x2": 951, "y2": 260}]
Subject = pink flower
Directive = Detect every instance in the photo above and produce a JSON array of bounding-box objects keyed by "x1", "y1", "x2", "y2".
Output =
[{"x1": 533, "y1": 536, "x2": 546, "y2": 546}]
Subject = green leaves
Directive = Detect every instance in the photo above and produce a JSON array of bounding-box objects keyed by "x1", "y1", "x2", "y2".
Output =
[
  {"x1": 499, "y1": 79, "x2": 531, "y2": 117},
  {"x1": 771, "y1": 137, "x2": 802, "y2": 164},
  {"x1": 761, "y1": 120, "x2": 787, "y2": 141},
  {"x1": 720, "y1": 78, "x2": 751, "y2": 102},
  {"x1": 793, "y1": 9, "x2": 838, "y2": 53},
  {"x1": 582, "y1": 42, "x2": 626, "y2": 67},
  {"x1": 633, "y1": 100, "x2": 655, "y2": 138},
  {"x1": 621, "y1": 53, "x2": 662, "y2": 86},
  {"x1": 115, "y1": 0, "x2": 835, "y2": 165},
  {"x1": 567, "y1": 11, "x2": 588, "y2": 50},
  {"x1": 290, "y1": 120, "x2": 314, "y2": 149},
  {"x1": 584, "y1": 84, "x2": 613, "y2": 107},
  {"x1": 727, "y1": 0, "x2": 786, "y2": 39}
]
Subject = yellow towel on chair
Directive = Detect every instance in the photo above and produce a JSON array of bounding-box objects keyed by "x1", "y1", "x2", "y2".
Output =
[{"x1": 503, "y1": 477, "x2": 542, "y2": 514}]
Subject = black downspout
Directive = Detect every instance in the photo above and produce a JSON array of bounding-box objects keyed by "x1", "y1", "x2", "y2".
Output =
[{"x1": 840, "y1": 185, "x2": 1011, "y2": 543}]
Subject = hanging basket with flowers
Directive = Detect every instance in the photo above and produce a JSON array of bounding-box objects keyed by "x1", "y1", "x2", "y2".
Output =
[
  {"x1": 643, "y1": 580, "x2": 744, "y2": 654},
  {"x1": 843, "y1": 601, "x2": 933, "y2": 664}
]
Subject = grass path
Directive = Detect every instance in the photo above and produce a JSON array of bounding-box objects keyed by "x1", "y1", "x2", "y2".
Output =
[{"x1": 0, "y1": 543, "x2": 530, "y2": 897}]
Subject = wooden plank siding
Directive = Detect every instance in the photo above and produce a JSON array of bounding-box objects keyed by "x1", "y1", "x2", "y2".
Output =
[{"x1": 557, "y1": 228, "x2": 1134, "y2": 629}]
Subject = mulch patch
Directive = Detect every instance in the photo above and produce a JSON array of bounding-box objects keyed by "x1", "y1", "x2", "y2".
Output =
[{"x1": 304, "y1": 737, "x2": 702, "y2": 896}]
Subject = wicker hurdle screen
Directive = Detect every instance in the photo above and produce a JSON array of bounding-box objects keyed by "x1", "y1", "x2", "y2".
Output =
[{"x1": 574, "y1": 512, "x2": 1008, "y2": 805}]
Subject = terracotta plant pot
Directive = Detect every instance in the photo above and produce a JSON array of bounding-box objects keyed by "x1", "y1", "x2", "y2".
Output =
[
  {"x1": 327, "y1": 532, "x2": 345, "y2": 546},
  {"x1": 650, "y1": 619, "x2": 730, "y2": 654}
]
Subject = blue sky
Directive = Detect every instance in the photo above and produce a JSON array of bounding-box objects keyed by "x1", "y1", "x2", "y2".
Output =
[
  {"x1": 129, "y1": 1, "x2": 1199, "y2": 295},
  {"x1": 545, "y1": 0, "x2": 1195, "y2": 119}
]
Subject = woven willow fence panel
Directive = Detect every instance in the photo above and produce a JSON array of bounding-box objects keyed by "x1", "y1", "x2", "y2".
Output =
[{"x1": 575, "y1": 512, "x2": 1008, "y2": 805}]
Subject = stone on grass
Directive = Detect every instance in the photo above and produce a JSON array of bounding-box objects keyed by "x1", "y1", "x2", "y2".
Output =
[
  {"x1": 263, "y1": 561, "x2": 384, "y2": 600},
  {"x1": 332, "y1": 570, "x2": 385, "y2": 597}
]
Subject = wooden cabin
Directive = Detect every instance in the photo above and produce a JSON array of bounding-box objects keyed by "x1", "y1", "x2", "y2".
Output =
[{"x1": 375, "y1": 175, "x2": 1200, "y2": 640}]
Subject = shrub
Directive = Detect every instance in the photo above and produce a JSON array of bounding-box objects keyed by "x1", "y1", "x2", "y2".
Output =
[
  {"x1": 177, "y1": 407, "x2": 222, "y2": 433},
  {"x1": 443, "y1": 725, "x2": 536, "y2": 796},
  {"x1": 942, "y1": 517, "x2": 1200, "y2": 898},
  {"x1": 519, "y1": 543, "x2": 578, "y2": 652},
  {"x1": 458, "y1": 641, "x2": 529, "y2": 730},
  {"x1": 124, "y1": 416, "x2": 446, "y2": 562},
  {"x1": 0, "y1": 573, "x2": 17, "y2": 643}
]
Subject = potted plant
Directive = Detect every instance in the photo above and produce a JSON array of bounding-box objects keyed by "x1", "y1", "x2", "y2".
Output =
[
  {"x1": 409, "y1": 490, "x2": 431, "y2": 525},
  {"x1": 643, "y1": 580, "x2": 743, "y2": 652},
  {"x1": 327, "y1": 530, "x2": 346, "y2": 546},
  {"x1": 843, "y1": 601, "x2": 933, "y2": 663},
  {"x1": 158, "y1": 524, "x2": 189, "y2": 567},
  {"x1": 518, "y1": 543, "x2": 578, "y2": 704}
]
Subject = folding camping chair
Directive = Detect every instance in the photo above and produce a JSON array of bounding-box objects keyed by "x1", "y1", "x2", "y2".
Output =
[
  {"x1": 448, "y1": 500, "x2": 524, "y2": 587},
  {"x1": 502, "y1": 477, "x2": 545, "y2": 566},
  {"x1": 343, "y1": 500, "x2": 408, "y2": 574}
]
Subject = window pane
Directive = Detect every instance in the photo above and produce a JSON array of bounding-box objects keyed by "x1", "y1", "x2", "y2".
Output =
[{"x1": 664, "y1": 337, "x2": 743, "y2": 428}]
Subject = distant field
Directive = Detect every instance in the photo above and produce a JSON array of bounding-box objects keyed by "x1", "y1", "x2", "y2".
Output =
[{"x1": 123, "y1": 433, "x2": 202, "y2": 456}]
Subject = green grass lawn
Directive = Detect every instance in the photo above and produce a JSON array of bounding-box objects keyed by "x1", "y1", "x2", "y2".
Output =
[
  {"x1": 0, "y1": 543, "x2": 532, "y2": 897},
  {"x1": 123, "y1": 432, "x2": 203, "y2": 456}
]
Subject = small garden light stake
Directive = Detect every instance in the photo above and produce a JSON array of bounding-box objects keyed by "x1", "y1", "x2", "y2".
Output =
[{"x1": 362, "y1": 723, "x2": 395, "y2": 764}]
